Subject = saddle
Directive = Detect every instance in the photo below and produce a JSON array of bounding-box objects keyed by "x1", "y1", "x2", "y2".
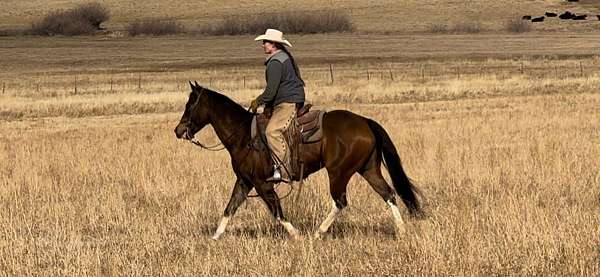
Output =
[{"x1": 251, "y1": 104, "x2": 326, "y2": 181}]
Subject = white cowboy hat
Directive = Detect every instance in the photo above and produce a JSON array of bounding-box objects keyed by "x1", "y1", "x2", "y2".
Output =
[{"x1": 254, "y1": 29, "x2": 293, "y2": 48}]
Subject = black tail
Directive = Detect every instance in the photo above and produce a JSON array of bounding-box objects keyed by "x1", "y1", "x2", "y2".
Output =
[{"x1": 366, "y1": 119, "x2": 422, "y2": 216}]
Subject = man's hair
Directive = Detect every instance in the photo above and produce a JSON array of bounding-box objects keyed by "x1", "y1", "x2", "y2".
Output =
[{"x1": 274, "y1": 42, "x2": 305, "y2": 85}]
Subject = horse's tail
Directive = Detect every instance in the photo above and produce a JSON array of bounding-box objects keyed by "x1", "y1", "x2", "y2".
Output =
[{"x1": 366, "y1": 119, "x2": 422, "y2": 216}]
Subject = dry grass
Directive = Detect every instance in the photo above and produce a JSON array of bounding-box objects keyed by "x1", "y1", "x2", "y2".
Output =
[
  {"x1": 1, "y1": 32, "x2": 600, "y2": 275},
  {"x1": 127, "y1": 18, "x2": 185, "y2": 36},
  {"x1": 1, "y1": 91, "x2": 599, "y2": 275}
]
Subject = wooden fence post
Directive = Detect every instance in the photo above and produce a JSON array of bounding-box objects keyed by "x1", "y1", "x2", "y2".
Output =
[
  {"x1": 110, "y1": 77, "x2": 113, "y2": 93},
  {"x1": 138, "y1": 75, "x2": 141, "y2": 90},
  {"x1": 74, "y1": 75, "x2": 78, "y2": 94},
  {"x1": 2, "y1": 82, "x2": 4, "y2": 94},
  {"x1": 367, "y1": 69, "x2": 370, "y2": 81},
  {"x1": 329, "y1": 64, "x2": 334, "y2": 84},
  {"x1": 520, "y1": 62, "x2": 524, "y2": 75},
  {"x1": 580, "y1": 61, "x2": 583, "y2": 77},
  {"x1": 243, "y1": 76, "x2": 246, "y2": 88},
  {"x1": 389, "y1": 68, "x2": 394, "y2": 81}
]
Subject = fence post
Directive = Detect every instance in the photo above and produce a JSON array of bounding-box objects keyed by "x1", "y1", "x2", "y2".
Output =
[
  {"x1": 389, "y1": 68, "x2": 394, "y2": 81},
  {"x1": 580, "y1": 61, "x2": 583, "y2": 77},
  {"x1": 329, "y1": 64, "x2": 334, "y2": 84},
  {"x1": 457, "y1": 66, "x2": 461, "y2": 79},
  {"x1": 138, "y1": 75, "x2": 141, "y2": 90},
  {"x1": 243, "y1": 76, "x2": 246, "y2": 88},
  {"x1": 520, "y1": 62, "x2": 524, "y2": 75},
  {"x1": 367, "y1": 69, "x2": 370, "y2": 81},
  {"x1": 110, "y1": 77, "x2": 113, "y2": 93},
  {"x1": 2, "y1": 82, "x2": 4, "y2": 94},
  {"x1": 421, "y1": 65, "x2": 425, "y2": 81},
  {"x1": 74, "y1": 75, "x2": 78, "y2": 94}
]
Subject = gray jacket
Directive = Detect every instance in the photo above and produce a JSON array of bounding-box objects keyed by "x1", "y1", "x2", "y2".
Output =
[{"x1": 258, "y1": 51, "x2": 305, "y2": 107}]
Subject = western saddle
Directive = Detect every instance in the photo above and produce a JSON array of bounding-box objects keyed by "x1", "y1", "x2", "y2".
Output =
[{"x1": 251, "y1": 104, "x2": 326, "y2": 181}]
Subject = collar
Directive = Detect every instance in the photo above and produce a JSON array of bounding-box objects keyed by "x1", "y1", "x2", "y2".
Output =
[{"x1": 264, "y1": 50, "x2": 282, "y2": 65}]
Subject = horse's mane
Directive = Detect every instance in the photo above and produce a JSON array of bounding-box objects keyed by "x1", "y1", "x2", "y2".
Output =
[{"x1": 204, "y1": 87, "x2": 251, "y2": 120}]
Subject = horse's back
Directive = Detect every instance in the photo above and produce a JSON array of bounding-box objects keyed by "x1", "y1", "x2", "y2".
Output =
[{"x1": 321, "y1": 110, "x2": 377, "y2": 167}]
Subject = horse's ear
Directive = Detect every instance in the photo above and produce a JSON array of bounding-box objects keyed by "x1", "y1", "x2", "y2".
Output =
[
  {"x1": 194, "y1": 81, "x2": 200, "y2": 88},
  {"x1": 189, "y1": 81, "x2": 195, "y2": 91}
]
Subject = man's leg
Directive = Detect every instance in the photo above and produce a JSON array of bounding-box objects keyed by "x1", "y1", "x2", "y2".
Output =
[{"x1": 265, "y1": 102, "x2": 297, "y2": 181}]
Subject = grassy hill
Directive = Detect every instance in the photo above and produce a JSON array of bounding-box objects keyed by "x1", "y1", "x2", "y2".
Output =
[{"x1": 2, "y1": 0, "x2": 600, "y2": 33}]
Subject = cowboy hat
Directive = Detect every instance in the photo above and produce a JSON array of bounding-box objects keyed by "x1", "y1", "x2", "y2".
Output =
[{"x1": 254, "y1": 29, "x2": 293, "y2": 48}]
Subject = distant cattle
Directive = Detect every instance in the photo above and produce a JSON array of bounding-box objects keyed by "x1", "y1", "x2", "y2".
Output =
[
  {"x1": 559, "y1": 11, "x2": 575, "y2": 19},
  {"x1": 573, "y1": 15, "x2": 587, "y2": 20},
  {"x1": 545, "y1": 12, "x2": 557, "y2": 17},
  {"x1": 532, "y1": 16, "x2": 545, "y2": 22},
  {"x1": 522, "y1": 15, "x2": 532, "y2": 20}
]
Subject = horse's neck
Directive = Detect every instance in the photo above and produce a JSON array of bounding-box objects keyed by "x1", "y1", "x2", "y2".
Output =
[{"x1": 208, "y1": 94, "x2": 252, "y2": 152}]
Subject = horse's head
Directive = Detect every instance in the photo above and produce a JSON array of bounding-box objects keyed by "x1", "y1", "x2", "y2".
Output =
[{"x1": 174, "y1": 81, "x2": 211, "y2": 140}]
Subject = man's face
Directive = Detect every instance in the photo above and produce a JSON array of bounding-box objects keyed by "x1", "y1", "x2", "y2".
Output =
[{"x1": 262, "y1": 40, "x2": 276, "y2": 54}]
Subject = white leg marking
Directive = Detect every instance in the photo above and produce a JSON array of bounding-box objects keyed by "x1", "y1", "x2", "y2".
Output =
[
  {"x1": 315, "y1": 201, "x2": 341, "y2": 238},
  {"x1": 212, "y1": 216, "x2": 230, "y2": 240},
  {"x1": 278, "y1": 219, "x2": 300, "y2": 240},
  {"x1": 387, "y1": 200, "x2": 406, "y2": 234}
]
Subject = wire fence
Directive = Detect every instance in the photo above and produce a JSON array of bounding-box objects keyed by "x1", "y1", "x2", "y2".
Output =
[{"x1": 1, "y1": 60, "x2": 599, "y2": 97}]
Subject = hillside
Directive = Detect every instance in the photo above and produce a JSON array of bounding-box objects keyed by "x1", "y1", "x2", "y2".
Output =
[{"x1": 2, "y1": 0, "x2": 599, "y2": 33}]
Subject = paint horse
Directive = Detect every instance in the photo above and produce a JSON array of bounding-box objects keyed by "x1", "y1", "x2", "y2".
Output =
[{"x1": 174, "y1": 82, "x2": 422, "y2": 239}]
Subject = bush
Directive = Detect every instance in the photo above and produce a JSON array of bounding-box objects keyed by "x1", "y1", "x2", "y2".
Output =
[
  {"x1": 201, "y1": 10, "x2": 353, "y2": 35},
  {"x1": 31, "y1": 2, "x2": 110, "y2": 36},
  {"x1": 127, "y1": 18, "x2": 186, "y2": 36},
  {"x1": 427, "y1": 23, "x2": 449, "y2": 34},
  {"x1": 452, "y1": 22, "x2": 482, "y2": 34},
  {"x1": 505, "y1": 18, "x2": 531, "y2": 33}
]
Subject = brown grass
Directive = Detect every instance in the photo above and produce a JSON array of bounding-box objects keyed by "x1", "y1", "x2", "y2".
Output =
[
  {"x1": 200, "y1": 10, "x2": 353, "y2": 35},
  {"x1": 1, "y1": 32, "x2": 599, "y2": 275},
  {"x1": 127, "y1": 18, "x2": 185, "y2": 36}
]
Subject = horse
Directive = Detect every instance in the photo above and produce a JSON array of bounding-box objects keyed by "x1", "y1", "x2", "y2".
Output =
[{"x1": 174, "y1": 82, "x2": 422, "y2": 240}]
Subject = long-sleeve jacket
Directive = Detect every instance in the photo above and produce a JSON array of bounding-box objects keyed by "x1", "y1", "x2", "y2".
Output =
[{"x1": 258, "y1": 50, "x2": 305, "y2": 107}]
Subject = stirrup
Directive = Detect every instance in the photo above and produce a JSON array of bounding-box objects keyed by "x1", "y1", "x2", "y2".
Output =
[{"x1": 266, "y1": 169, "x2": 290, "y2": 183}]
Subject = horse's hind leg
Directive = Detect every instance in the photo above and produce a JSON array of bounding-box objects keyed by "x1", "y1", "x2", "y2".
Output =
[
  {"x1": 360, "y1": 165, "x2": 406, "y2": 234},
  {"x1": 212, "y1": 177, "x2": 254, "y2": 240},
  {"x1": 254, "y1": 181, "x2": 300, "y2": 240},
  {"x1": 315, "y1": 172, "x2": 352, "y2": 239}
]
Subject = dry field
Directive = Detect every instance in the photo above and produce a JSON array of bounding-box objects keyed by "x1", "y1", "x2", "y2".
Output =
[
  {"x1": 2, "y1": 0, "x2": 600, "y2": 273},
  {"x1": 1, "y1": 31, "x2": 600, "y2": 275},
  {"x1": 2, "y1": 0, "x2": 600, "y2": 33}
]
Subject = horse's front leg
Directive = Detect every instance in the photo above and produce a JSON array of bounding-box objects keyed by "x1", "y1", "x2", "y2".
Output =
[
  {"x1": 254, "y1": 181, "x2": 301, "y2": 240},
  {"x1": 212, "y1": 177, "x2": 253, "y2": 240}
]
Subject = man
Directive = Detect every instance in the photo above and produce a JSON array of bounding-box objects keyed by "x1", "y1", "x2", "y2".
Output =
[{"x1": 250, "y1": 29, "x2": 305, "y2": 183}]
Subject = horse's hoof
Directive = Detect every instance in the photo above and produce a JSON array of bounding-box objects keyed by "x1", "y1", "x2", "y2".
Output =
[
  {"x1": 314, "y1": 231, "x2": 324, "y2": 240},
  {"x1": 211, "y1": 233, "x2": 222, "y2": 240}
]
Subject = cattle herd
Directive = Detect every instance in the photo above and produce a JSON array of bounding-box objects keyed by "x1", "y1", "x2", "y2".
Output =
[
  {"x1": 523, "y1": 11, "x2": 600, "y2": 23},
  {"x1": 523, "y1": 0, "x2": 600, "y2": 23}
]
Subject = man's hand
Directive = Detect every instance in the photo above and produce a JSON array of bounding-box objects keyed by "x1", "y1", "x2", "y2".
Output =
[{"x1": 250, "y1": 97, "x2": 260, "y2": 113}]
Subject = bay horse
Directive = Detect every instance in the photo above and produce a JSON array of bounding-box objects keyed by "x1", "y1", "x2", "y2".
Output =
[{"x1": 174, "y1": 82, "x2": 422, "y2": 240}]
